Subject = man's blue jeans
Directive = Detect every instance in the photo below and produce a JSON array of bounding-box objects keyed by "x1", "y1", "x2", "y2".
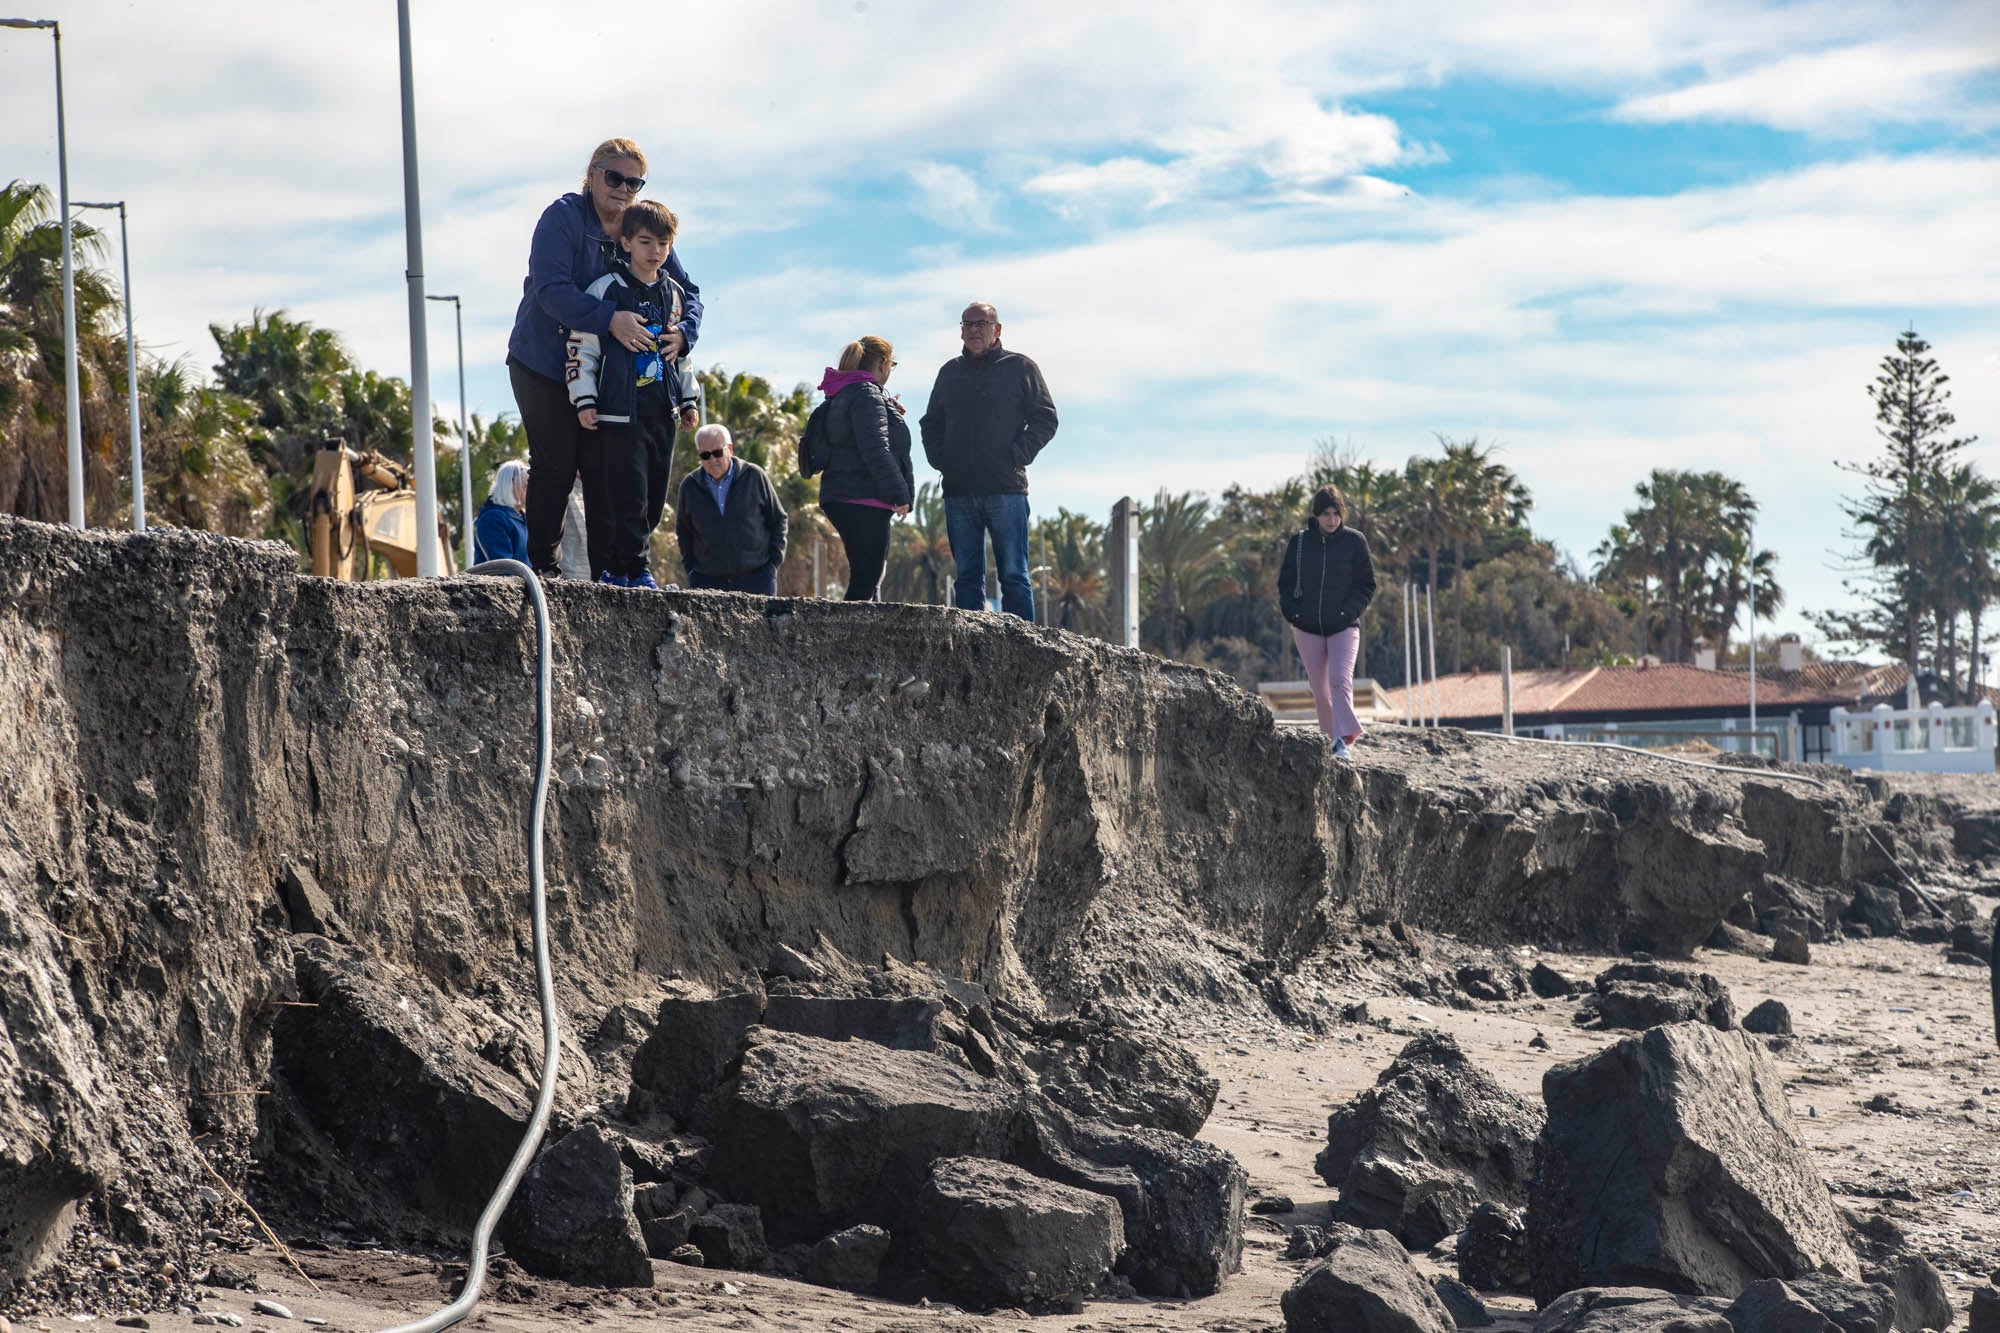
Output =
[{"x1": 945, "y1": 493, "x2": 1033, "y2": 620}]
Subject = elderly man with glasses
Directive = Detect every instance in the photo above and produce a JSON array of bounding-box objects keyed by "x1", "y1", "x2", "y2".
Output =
[
  {"x1": 918, "y1": 302, "x2": 1059, "y2": 620},
  {"x1": 674, "y1": 424, "x2": 788, "y2": 594}
]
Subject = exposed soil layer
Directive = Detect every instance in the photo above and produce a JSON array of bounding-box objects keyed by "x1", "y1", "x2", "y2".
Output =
[{"x1": 0, "y1": 516, "x2": 1992, "y2": 1319}]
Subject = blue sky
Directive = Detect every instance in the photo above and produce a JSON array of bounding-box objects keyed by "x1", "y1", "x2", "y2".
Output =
[{"x1": 4, "y1": 0, "x2": 1999, "y2": 646}]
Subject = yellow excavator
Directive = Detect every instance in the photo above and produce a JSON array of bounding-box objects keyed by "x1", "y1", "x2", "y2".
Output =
[{"x1": 306, "y1": 441, "x2": 456, "y2": 579}]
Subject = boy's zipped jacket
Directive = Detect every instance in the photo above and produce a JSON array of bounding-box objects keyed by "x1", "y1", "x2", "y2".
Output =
[
  {"x1": 1278, "y1": 523, "x2": 1377, "y2": 636},
  {"x1": 565, "y1": 261, "x2": 696, "y2": 424},
  {"x1": 508, "y1": 192, "x2": 702, "y2": 384}
]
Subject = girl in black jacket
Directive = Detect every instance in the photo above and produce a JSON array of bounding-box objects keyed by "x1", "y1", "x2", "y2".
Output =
[
  {"x1": 1278, "y1": 485, "x2": 1377, "y2": 757},
  {"x1": 816, "y1": 336, "x2": 914, "y2": 601}
]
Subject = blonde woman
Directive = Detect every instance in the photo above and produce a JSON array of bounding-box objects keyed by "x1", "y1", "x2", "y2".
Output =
[
  {"x1": 815, "y1": 336, "x2": 913, "y2": 601},
  {"x1": 506, "y1": 138, "x2": 703, "y2": 578}
]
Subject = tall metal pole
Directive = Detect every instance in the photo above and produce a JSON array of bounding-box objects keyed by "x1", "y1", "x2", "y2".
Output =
[
  {"x1": 397, "y1": 0, "x2": 439, "y2": 576},
  {"x1": 54, "y1": 25, "x2": 79, "y2": 526},
  {"x1": 77, "y1": 201, "x2": 142, "y2": 529},
  {"x1": 1402, "y1": 582, "x2": 1414, "y2": 724},
  {"x1": 1425, "y1": 584, "x2": 1440, "y2": 728},
  {"x1": 1747, "y1": 530, "x2": 1759, "y2": 749},
  {"x1": 428, "y1": 294, "x2": 470, "y2": 567}
]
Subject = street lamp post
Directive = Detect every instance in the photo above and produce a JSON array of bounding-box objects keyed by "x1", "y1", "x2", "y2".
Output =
[
  {"x1": 396, "y1": 0, "x2": 439, "y2": 575},
  {"x1": 426, "y1": 293, "x2": 471, "y2": 567},
  {"x1": 76, "y1": 200, "x2": 143, "y2": 530},
  {"x1": 2, "y1": 18, "x2": 82, "y2": 528}
]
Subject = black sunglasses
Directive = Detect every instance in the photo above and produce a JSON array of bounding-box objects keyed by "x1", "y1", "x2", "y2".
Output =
[
  {"x1": 601, "y1": 168, "x2": 645, "y2": 192},
  {"x1": 697, "y1": 447, "x2": 728, "y2": 461}
]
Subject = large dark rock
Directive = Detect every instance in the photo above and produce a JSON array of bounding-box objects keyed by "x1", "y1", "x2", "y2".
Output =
[
  {"x1": 1845, "y1": 884, "x2": 1905, "y2": 939},
  {"x1": 274, "y1": 941, "x2": 533, "y2": 1230},
  {"x1": 690, "y1": 1202, "x2": 769, "y2": 1271},
  {"x1": 1457, "y1": 1203, "x2": 1531, "y2": 1291},
  {"x1": 1949, "y1": 916, "x2": 1994, "y2": 964},
  {"x1": 1314, "y1": 1033, "x2": 1543, "y2": 1248},
  {"x1": 707, "y1": 1029, "x2": 1023, "y2": 1245},
  {"x1": 498, "y1": 1125, "x2": 652, "y2": 1288},
  {"x1": 806, "y1": 1224, "x2": 891, "y2": 1293},
  {"x1": 626, "y1": 989, "x2": 766, "y2": 1128},
  {"x1": 1743, "y1": 999, "x2": 1793, "y2": 1036},
  {"x1": 914, "y1": 1157, "x2": 1123, "y2": 1308},
  {"x1": 1578, "y1": 962, "x2": 1736, "y2": 1032},
  {"x1": 1280, "y1": 1224, "x2": 1454, "y2": 1333},
  {"x1": 1002, "y1": 1009, "x2": 1219, "y2": 1138},
  {"x1": 1882, "y1": 1256, "x2": 1951, "y2": 1331},
  {"x1": 1012, "y1": 1102, "x2": 1244, "y2": 1297},
  {"x1": 1433, "y1": 1275, "x2": 1493, "y2": 1328},
  {"x1": 628, "y1": 956, "x2": 1216, "y2": 1144},
  {"x1": 1725, "y1": 1280, "x2": 1841, "y2": 1331},
  {"x1": 1530, "y1": 962, "x2": 1582, "y2": 999},
  {"x1": 1783, "y1": 1273, "x2": 1897, "y2": 1332},
  {"x1": 1532, "y1": 1287, "x2": 1731, "y2": 1332},
  {"x1": 1527, "y1": 1022, "x2": 1858, "y2": 1301},
  {"x1": 1754, "y1": 875, "x2": 1835, "y2": 944},
  {"x1": 1969, "y1": 1284, "x2": 2000, "y2": 1333}
]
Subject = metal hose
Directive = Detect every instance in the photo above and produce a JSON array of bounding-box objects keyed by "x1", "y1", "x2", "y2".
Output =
[{"x1": 380, "y1": 559, "x2": 559, "y2": 1333}]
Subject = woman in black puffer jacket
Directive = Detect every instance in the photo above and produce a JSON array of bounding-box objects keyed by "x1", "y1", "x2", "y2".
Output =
[
  {"x1": 815, "y1": 336, "x2": 914, "y2": 601},
  {"x1": 1278, "y1": 485, "x2": 1377, "y2": 756}
]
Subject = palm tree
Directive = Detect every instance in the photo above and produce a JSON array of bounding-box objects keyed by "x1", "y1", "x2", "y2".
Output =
[
  {"x1": 136, "y1": 358, "x2": 270, "y2": 535},
  {"x1": 0, "y1": 179, "x2": 124, "y2": 523},
  {"x1": 1695, "y1": 532, "x2": 1781, "y2": 663},
  {"x1": 1436, "y1": 437, "x2": 1531, "y2": 671},
  {"x1": 1139, "y1": 489, "x2": 1219, "y2": 658},
  {"x1": 897, "y1": 483, "x2": 954, "y2": 604},
  {"x1": 1036, "y1": 507, "x2": 1106, "y2": 632},
  {"x1": 1595, "y1": 470, "x2": 1760, "y2": 662}
]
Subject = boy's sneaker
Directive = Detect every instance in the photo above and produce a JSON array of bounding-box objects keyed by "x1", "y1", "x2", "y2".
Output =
[
  {"x1": 1330, "y1": 736, "x2": 1350, "y2": 760},
  {"x1": 597, "y1": 571, "x2": 629, "y2": 588},
  {"x1": 627, "y1": 571, "x2": 659, "y2": 590}
]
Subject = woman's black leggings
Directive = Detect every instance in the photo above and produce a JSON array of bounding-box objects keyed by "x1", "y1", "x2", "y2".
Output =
[
  {"x1": 511, "y1": 357, "x2": 609, "y2": 577},
  {"x1": 825, "y1": 500, "x2": 893, "y2": 601}
]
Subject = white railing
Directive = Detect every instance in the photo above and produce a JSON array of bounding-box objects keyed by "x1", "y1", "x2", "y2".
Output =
[{"x1": 1828, "y1": 700, "x2": 1996, "y2": 773}]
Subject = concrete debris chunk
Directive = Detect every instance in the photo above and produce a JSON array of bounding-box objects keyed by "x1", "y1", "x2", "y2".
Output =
[
  {"x1": 1280, "y1": 1223, "x2": 1454, "y2": 1333},
  {"x1": 1527, "y1": 1022, "x2": 1858, "y2": 1301},
  {"x1": 1578, "y1": 962, "x2": 1737, "y2": 1032},
  {"x1": 914, "y1": 1157, "x2": 1123, "y2": 1308},
  {"x1": 498, "y1": 1124, "x2": 653, "y2": 1288},
  {"x1": 1315, "y1": 1033, "x2": 1542, "y2": 1249}
]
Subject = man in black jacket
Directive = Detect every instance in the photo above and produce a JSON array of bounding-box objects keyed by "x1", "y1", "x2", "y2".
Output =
[
  {"x1": 675, "y1": 425, "x2": 787, "y2": 594},
  {"x1": 918, "y1": 303, "x2": 1058, "y2": 619}
]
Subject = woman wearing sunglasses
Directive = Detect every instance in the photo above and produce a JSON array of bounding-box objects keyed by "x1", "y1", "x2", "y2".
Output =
[
  {"x1": 506, "y1": 138, "x2": 704, "y2": 579},
  {"x1": 815, "y1": 336, "x2": 913, "y2": 601}
]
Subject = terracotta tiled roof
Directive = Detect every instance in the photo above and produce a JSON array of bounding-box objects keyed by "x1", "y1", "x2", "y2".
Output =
[{"x1": 1381, "y1": 662, "x2": 1832, "y2": 723}]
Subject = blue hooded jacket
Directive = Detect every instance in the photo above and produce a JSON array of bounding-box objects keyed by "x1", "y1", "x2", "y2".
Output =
[{"x1": 506, "y1": 191, "x2": 703, "y2": 383}]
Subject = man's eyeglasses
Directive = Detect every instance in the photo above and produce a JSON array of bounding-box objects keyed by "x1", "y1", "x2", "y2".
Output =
[
  {"x1": 960, "y1": 319, "x2": 994, "y2": 329},
  {"x1": 697, "y1": 448, "x2": 728, "y2": 461},
  {"x1": 602, "y1": 168, "x2": 645, "y2": 192}
]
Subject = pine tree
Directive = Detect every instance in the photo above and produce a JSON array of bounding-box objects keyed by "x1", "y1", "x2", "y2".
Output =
[{"x1": 1813, "y1": 329, "x2": 1978, "y2": 683}]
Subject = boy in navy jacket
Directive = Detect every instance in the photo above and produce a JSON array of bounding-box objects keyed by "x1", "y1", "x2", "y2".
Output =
[{"x1": 566, "y1": 200, "x2": 701, "y2": 588}]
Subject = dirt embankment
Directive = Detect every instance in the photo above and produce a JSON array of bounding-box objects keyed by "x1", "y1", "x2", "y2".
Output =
[{"x1": 0, "y1": 516, "x2": 1981, "y2": 1310}]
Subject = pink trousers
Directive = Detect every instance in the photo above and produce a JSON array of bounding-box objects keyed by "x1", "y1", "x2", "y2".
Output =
[{"x1": 1294, "y1": 626, "x2": 1362, "y2": 745}]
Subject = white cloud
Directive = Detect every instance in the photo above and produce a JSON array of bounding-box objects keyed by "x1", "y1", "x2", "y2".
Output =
[
  {"x1": 4, "y1": 0, "x2": 1999, "y2": 639},
  {"x1": 905, "y1": 163, "x2": 996, "y2": 232},
  {"x1": 1614, "y1": 39, "x2": 2000, "y2": 134}
]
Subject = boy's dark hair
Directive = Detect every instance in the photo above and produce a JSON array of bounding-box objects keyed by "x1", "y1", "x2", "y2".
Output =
[
  {"x1": 620, "y1": 199, "x2": 678, "y2": 242},
  {"x1": 1311, "y1": 484, "x2": 1345, "y2": 521}
]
